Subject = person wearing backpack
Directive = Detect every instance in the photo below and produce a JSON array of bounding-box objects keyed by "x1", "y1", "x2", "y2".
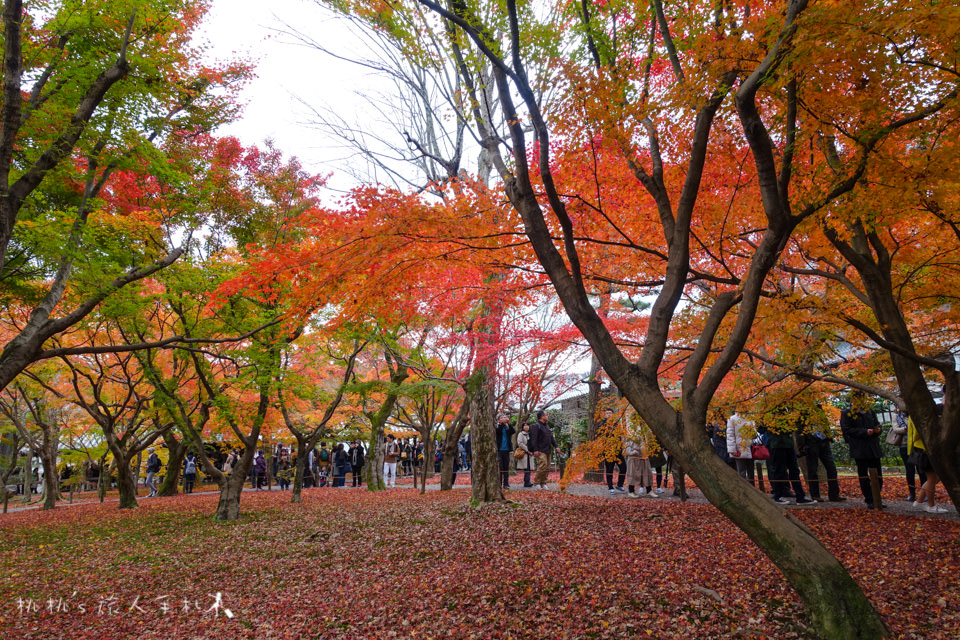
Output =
[
  {"x1": 223, "y1": 449, "x2": 238, "y2": 477},
  {"x1": 318, "y1": 443, "x2": 331, "y2": 480},
  {"x1": 183, "y1": 453, "x2": 198, "y2": 494},
  {"x1": 145, "y1": 447, "x2": 161, "y2": 498}
]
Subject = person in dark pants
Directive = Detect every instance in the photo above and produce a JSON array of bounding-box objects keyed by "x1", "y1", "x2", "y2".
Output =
[
  {"x1": 183, "y1": 453, "x2": 197, "y2": 494},
  {"x1": 892, "y1": 410, "x2": 926, "y2": 502},
  {"x1": 767, "y1": 420, "x2": 815, "y2": 505},
  {"x1": 797, "y1": 404, "x2": 844, "y2": 502},
  {"x1": 495, "y1": 414, "x2": 516, "y2": 489},
  {"x1": 598, "y1": 409, "x2": 626, "y2": 494},
  {"x1": 253, "y1": 451, "x2": 267, "y2": 490},
  {"x1": 349, "y1": 441, "x2": 365, "y2": 488},
  {"x1": 840, "y1": 391, "x2": 885, "y2": 509},
  {"x1": 333, "y1": 444, "x2": 348, "y2": 488}
]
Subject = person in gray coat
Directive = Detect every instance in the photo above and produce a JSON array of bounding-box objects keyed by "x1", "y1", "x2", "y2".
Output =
[{"x1": 515, "y1": 422, "x2": 535, "y2": 487}]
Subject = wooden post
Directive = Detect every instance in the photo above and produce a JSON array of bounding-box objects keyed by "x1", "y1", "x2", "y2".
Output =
[
  {"x1": 755, "y1": 462, "x2": 765, "y2": 493},
  {"x1": 868, "y1": 467, "x2": 883, "y2": 509}
]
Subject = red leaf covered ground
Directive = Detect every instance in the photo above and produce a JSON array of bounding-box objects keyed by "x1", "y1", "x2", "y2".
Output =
[{"x1": 0, "y1": 486, "x2": 957, "y2": 639}]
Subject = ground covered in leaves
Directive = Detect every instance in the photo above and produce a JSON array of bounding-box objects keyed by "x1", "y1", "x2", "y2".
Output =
[{"x1": 0, "y1": 486, "x2": 957, "y2": 639}]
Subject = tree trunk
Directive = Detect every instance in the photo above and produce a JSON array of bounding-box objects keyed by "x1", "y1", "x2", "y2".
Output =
[
  {"x1": 364, "y1": 358, "x2": 408, "y2": 492},
  {"x1": 291, "y1": 435, "x2": 314, "y2": 504},
  {"x1": 39, "y1": 450, "x2": 58, "y2": 511},
  {"x1": 214, "y1": 450, "x2": 254, "y2": 521},
  {"x1": 214, "y1": 474, "x2": 246, "y2": 521},
  {"x1": 468, "y1": 371, "x2": 503, "y2": 505},
  {"x1": 365, "y1": 433, "x2": 385, "y2": 491},
  {"x1": 97, "y1": 456, "x2": 108, "y2": 502},
  {"x1": 20, "y1": 454, "x2": 32, "y2": 503},
  {"x1": 440, "y1": 395, "x2": 472, "y2": 491},
  {"x1": 684, "y1": 443, "x2": 889, "y2": 638},
  {"x1": 157, "y1": 433, "x2": 185, "y2": 497},
  {"x1": 112, "y1": 453, "x2": 138, "y2": 509}
]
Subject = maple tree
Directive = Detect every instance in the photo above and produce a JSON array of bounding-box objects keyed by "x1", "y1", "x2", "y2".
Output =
[
  {"x1": 58, "y1": 339, "x2": 172, "y2": 510},
  {"x1": 0, "y1": 0, "x2": 250, "y2": 392},
  {"x1": 0, "y1": 368, "x2": 76, "y2": 510},
  {"x1": 277, "y1": 331, "x2": 365, "y2": 502},
  {"x1": 308, "y1": 0, "x2": 960, "y2": 635}
]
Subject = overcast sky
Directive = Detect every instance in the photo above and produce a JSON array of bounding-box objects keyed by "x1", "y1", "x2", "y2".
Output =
[{"x1": 201, "y1": 0, "x2": 366, "y2": 189}]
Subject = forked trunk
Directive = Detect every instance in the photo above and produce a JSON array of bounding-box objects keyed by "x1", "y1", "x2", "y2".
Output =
[
  {"x1": 440, "y1": 395, "x2": 471, "y2": 491},
  {"x1": 214, "y1": 449, "x2": 255, "y2": 521}
]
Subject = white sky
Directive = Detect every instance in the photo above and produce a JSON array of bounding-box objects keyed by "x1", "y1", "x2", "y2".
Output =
[{"x1": 200, "y1": 0, "x2": 368, "y2": 191}]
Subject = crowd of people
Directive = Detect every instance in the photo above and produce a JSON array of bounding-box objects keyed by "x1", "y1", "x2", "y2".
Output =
[
  {"x1": 133, "y1": 394, "x2": 953, "y2": 517},
  {"x1": 713, "y1": 391, "x2": 950, "y2": 512}
]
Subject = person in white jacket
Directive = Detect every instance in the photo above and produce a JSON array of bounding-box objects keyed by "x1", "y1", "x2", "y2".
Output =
[{"x1": 726, "y1": 412, "x2": 756, "y2": 485}]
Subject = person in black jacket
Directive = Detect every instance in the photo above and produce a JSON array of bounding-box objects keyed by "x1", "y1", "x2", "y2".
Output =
[
  {"x1": 840, "y1": 391, "x2": 885, "y2": 509},
  {"x1": 349, "y1": 441, "x2": 365, "y2": 488},
  {"x1": 145, "y1": 447, "x2": 161, "y2": 498},
  {"x1": 528, "y1": 410, "x2": 559, "y2": 489},
  {"x1": 495, "y1": 414, "x2": 516, "y2": 489},
  {"x1": 333, "y1": 444, "x2": 348, "y2": 488}
]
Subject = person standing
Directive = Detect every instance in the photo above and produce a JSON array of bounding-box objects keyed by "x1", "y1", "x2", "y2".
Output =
[
  {"x1": 383, "y1": 435, "x2": 400, "y2": 488},
  {"x1": 515, "y1": 422, "x2": 535, "y2": 488},
  {"x1": 624, "y1": 435, "x2": 655, "y2": 498},
  {"x1": 145, "y1": 447, "x2": 161, "y2": 498},
  {"x1": 798, "y1": 404, "x2": 844, "y2": 502},
  {"x1": 349, "y1": 441, "x2": 365, "y2": 488},
  {"x1": 332, "y1": 444, "x2": 348, "y2": 488},
  {"x1": 277, "y1": 456, "x2": 291, "y2": 490},
  {"x1": 183, "y1": 452, "x2": 197, "y2": 495},
  {"x1": 598, "y1": 409, "x2": 627, "y2": 494},
  {"x1": 766, "y1": 418, "x2": 815, "y2": 505},
  {"x1": 892, "y1": 410, "x2": 925, "y2": 502},
  {"x1": 272, "y1": 443, "x2": 283, "y2": 482},
  {"x1": 726, "y1": 411, "x2": 755, "y2": 485},
  {"x1": 254, "y1": 451, "x2": 267, "y2": 490},
  {"x1": 223, "y1": 449, "x2": 238, "y2": 477},
  {"x1": 707, "y1": 411, "x2": 735, "y2": 469},
  {"x1": 908, "y1": 414, "x2": 949, "y2": 513},
  {"x1": 528, "y1": 410, "x2": 559, "y2": 490},
  {"x1": 840, "y1": 391, "x2": 885, "y2": 509},
  {"x1": 495, "y1": 415, "x2": 516, "y2": 489}
]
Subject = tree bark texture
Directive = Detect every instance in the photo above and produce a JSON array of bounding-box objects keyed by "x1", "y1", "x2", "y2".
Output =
[
  {"x1": 156, "y1": 432, "x2": 185, "y2": 497},
  {"x1": 440, "y1": 394, "x2": 471, "y2": 491},
  {"x1": 468, "y1": 371, "x2": 503, "y2": 505}
]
